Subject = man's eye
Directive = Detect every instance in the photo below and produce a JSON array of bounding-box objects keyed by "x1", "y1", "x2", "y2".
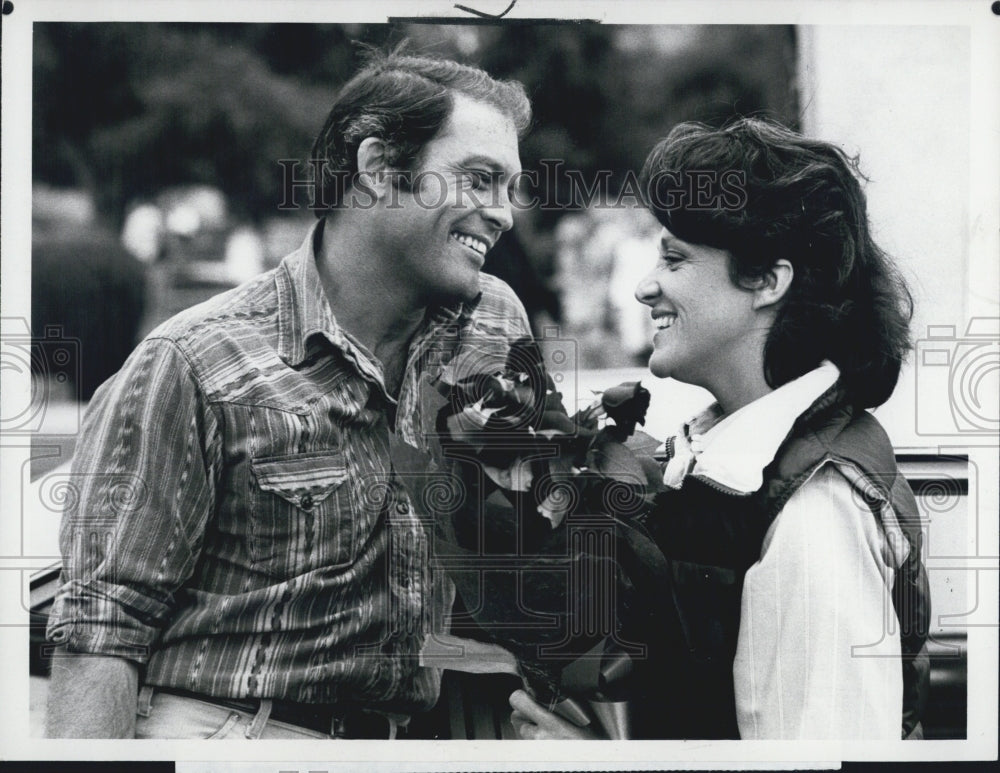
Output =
[
  {"x1": 660, "y1": 252, "x2": 685, "y2": 268},
  {"x1": 462, "y1": 171, "x2": 490, "y2": 189}
]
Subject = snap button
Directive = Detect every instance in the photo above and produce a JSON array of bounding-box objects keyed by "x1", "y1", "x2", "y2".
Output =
[{"x1": 300, "y1": 494, "x2": 314, "y2": 510}]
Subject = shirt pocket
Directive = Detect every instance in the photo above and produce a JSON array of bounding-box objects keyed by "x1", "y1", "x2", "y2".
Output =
[{"x1": 250, "y1": 450, "x2": 354, "y2": 578}]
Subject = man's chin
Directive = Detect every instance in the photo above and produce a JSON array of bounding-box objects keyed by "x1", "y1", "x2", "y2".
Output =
[
  {"x1": 437, "y1": 275, "x2": 482, "y2": 306},
  {"x1": 461, "y1": 277, "x2": 483, "y2": 303}
]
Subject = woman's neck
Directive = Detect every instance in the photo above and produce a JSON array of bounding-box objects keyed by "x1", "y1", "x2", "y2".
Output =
[
  {"x1": 713, "y1": 375, "x2": 773, "y2": 418},
  {"x1": 705, "y1": 342, "x2": 774, "y2": 418}
]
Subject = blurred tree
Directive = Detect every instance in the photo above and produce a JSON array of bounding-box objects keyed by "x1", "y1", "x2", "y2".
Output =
[
  {"x1": 30, "y1": 21, "x2": 798, "y2": 396},
  {"x1": 33, "y1": 22, "x2": 796, "y2": 228},
  {"x1": 32, "y1": 228, "x2": 146, "y2": 400},
  {"x1": 478, "y1": 24, "x2": 615, "y2": 217},
  {"x1": 476, "y1": 24, "x2": 797, "y2": 227},
  {"x1": 33, "y1": 24, "x2": 384, "y2": 227}
]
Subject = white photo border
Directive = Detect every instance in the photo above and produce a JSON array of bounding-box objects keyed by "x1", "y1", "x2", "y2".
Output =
[{"x1": 2, "y1": 0, "x2": 997, "y2": 768}]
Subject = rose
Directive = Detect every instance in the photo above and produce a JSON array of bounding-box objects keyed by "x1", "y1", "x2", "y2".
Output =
[{"x1": 599, "y1": 381, "x2": 652, "y2": 439}]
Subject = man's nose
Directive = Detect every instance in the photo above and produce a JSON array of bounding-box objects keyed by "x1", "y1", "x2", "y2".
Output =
[{"x1": 482, "y1": 188, "x2": 514, "y2": 232}]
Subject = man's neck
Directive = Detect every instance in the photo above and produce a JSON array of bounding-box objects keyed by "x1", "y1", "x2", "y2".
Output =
[
  {"x1": 315, "y1": 214, "x2": 430, "y2": 399},
  {"x1": 316, "y1": 214, "x2": 427, "y2": 357}
]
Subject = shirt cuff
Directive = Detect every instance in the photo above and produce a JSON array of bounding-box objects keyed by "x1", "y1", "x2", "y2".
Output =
[{"x1": 45, "y1": 579, "x2": 170, "y2": 664}]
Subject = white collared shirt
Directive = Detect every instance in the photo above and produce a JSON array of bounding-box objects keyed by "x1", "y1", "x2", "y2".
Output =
[{"x1": 664, "y1": 362, "x2": 903, "y2": 739}]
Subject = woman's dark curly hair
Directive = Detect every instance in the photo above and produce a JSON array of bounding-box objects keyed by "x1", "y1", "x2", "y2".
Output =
[{"x1": 639, "y1": 117, "x2": 913, "y2": 409}]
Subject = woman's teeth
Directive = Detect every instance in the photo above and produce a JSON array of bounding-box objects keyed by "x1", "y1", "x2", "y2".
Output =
[
  {"x1": 654, "y1": 315, "x2": 676, "y2": 330},
  {"x1": 450, "y1": 231, "x2": 488, "y2": 256}
]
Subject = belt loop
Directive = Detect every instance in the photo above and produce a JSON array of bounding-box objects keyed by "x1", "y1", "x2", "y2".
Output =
[
  {"x1": 386, "y1": 714, "x2": 398, "y2": 741},
  {"x1": 136, "y1": 685, "x2": 154, "y2": 718},
  {"x1": 245, "y1": 698, "x2": 273, "y2": 739}
]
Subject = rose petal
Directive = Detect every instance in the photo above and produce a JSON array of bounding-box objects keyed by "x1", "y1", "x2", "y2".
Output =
[
  {"x1": 483, "y1": 458, "x2": 534, "y2": 492},
  {"x1": 600, "y1": 382, "x2": 639, "y2": 407},
  {"x1": 536, "y1": 489, "x2": 571, "y2": 529}
]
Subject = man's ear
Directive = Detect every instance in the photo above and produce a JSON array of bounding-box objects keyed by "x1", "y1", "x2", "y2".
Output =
[
  {"x1": 751, "y1": 259, "x2": 794, "y2": 310},
  {"x1": 356, "y1": 137, "x2": 392, "y2": 199}
]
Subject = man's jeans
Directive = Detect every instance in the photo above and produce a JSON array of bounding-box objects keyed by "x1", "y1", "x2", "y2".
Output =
[{"x1": 134, "y1": 686, "x2": 336, "y2": 739}]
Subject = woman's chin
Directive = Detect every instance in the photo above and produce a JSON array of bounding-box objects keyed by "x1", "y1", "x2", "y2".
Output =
[{"x1": 646, "y1": 355, "x2": 674, "y2": 380}]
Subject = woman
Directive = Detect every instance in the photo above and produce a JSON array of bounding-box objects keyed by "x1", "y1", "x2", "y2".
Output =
[{"x1": 510, "y1": 118, "x2": 930, "y2": 740}]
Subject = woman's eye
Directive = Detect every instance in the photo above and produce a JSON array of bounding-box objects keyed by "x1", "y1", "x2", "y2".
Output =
[{"x1": 660, "y1": 252, "x2": 685, "y2": 268}]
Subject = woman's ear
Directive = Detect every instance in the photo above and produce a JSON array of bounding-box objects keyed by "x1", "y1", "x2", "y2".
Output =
[{"x1": 752, "y1": 259, "x2": 794, "y2": 310}]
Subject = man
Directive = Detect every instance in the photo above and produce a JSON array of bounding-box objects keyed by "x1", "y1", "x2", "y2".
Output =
[{"x1": 45, "y1": 50, "x2": 533, "y2": 739}]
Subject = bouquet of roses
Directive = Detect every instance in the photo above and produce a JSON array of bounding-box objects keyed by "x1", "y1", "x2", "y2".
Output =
[{"x1": 399, "y1": 337, "x2": 668, "y2": 738}]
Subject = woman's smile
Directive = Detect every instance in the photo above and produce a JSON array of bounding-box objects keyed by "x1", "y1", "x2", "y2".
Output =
[{"x1": 635, "y1": 228, "x2": 759, "y2": 393}]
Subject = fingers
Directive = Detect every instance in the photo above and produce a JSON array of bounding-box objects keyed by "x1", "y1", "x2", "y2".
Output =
[
  {"x1": 509, "y1": 690, "x2": 541, "y2": 739},
  {"x1": 509, "y1": 690, "x2": 551, "y2": 739},
  {"x1": 507, "y1": 689, "x2": 598, "y2": 740},
  {"x1": 510, "y1": 709, "x2": 537, "y2": 740},
  {"x1": 509, "y1": 689, "x2": 547, "y2": 720}
]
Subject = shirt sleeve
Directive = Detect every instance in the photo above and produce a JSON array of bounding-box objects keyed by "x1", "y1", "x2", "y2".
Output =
[
  {"x1": 733, "y1": 463, "x2": 903, "y2": 739},
  {"x1": 46, "y1": 336, "x2": 220, "y2": 663}
]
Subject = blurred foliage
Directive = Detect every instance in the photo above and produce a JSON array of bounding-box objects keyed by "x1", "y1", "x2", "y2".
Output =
[
  {"x1": 31, "y1": 23, "x2": 797, "y2": 396},
  {"x1": 478, "y1": 24, "x2": 798, "y2": 227},
  {"x1": 32, "y1": 228, "x2": 147, "y2": 400},
  {"x1": 33, "y1": 22, "x2": 798, "y2": 229}
]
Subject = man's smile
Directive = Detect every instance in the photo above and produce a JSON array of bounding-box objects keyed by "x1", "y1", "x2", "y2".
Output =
[{"x1": 449, "y1": 230, "x2": 490, "y2": 257}]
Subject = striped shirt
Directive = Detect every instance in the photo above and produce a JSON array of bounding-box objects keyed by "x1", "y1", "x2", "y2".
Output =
[{"x1": 46, "y1": 220, "x2": 532, "y2": 712}]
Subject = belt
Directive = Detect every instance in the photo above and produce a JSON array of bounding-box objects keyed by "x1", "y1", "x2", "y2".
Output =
[{"x1": 153, "y1": 687, "x2": 406, "y2": 738}]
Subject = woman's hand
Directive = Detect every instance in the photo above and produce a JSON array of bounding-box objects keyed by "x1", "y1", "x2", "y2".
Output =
[{"x1": 508, "y1": 689, "x2": 601, "y2": 740}]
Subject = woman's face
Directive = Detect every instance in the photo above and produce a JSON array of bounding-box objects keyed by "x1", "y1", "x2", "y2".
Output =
[{"x1": 634, "y1": 228, "x2": 761, "y2": 393}]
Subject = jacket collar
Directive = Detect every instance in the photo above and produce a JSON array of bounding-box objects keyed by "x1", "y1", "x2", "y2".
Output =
[{"x1": 663, "y1": 361, "x2": 841, "y2": 494}]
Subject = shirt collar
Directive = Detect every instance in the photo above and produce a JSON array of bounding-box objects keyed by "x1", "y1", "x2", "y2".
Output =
[
  {"x1": 663, "y1": 361, "x2": 841, "y2": 493},
  {"x1": 276, "y1": 218, "x2": 483, "y2": 369}
]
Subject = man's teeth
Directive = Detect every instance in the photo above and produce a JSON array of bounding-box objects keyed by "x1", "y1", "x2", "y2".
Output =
[
  {"x1": 451, "y1": 231, "x2": 488, "y2": 256},
  {"x1": 654, "y1": 315, "x2": 676, "y2": 330}
]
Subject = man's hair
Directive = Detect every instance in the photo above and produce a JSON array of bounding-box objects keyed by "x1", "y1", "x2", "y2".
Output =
[
  {"x1": 639, "y1": 117, "x2": 913, "y2": 409},
  {"x1": 310, "y1": 46, "x2": 531, "y2": 214}
]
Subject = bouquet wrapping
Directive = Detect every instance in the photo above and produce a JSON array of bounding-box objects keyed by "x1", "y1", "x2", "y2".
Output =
[{"x1": 396, "y1": 337, "x2": 668, "y2": 738}]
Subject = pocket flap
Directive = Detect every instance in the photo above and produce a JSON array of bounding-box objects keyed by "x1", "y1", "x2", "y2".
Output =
[{"x1": 252, "y1": 452, "x2": 347, "y2": 508}]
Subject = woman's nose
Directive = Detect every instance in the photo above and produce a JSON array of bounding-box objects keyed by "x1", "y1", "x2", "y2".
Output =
[{"x1": 635, "y1": 273, "x2": 660, "y2": 305}]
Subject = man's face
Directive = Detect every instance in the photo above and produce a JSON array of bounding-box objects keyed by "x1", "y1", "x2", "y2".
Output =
[{"x1": 384, "y1": 94, "x2": 522, "y2": 306}]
